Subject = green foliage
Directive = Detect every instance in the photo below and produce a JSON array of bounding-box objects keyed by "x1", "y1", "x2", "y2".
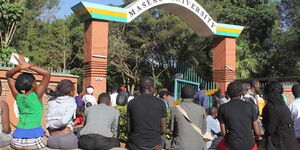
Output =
[
  {"x1": 0, "y1": 0, "x2": 24, "y2": 21},
  {"x1": 0, "y1": 46, "x2": 16, "y2": 64},
  {"x1": 0, "y1": 0, "x2": 25, "y2": 48},
  {"x1": 116, "y1": 106, "x2": 128, "y2": 142},
  {"x1": 12, "y1": 14, "x2": 84, "y2": 70}
]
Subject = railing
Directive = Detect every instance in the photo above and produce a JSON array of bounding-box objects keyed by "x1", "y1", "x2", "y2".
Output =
[
  {"x1": 174, "y1": 62, "x2": 217, "y2": 107},
  {"x1": 0, "y1": 63, "x2": 73, "y2": 76}
]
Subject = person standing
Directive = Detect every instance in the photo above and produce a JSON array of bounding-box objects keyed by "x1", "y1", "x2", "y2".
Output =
[
  {"x1": 159, "y1": 91, "x2": 169, "y2": 110},
  {"x1": 196, "y1": 83, "x2": 209, "y2": 109},
  {"x1": 82, "y1": 86, "x2": 97, "y2": 107},
  {"x1": 75, "y1": 88, "x2": 84, "y2": 108},
  {"x1": 79, "y1": 93, "x2": 120, "y2": 150},
  {"x1": 170, "y1": 85, "x2": 207, "y2": 150},
  {"x1": 263, "y1": 81, "x2": 299, "y2": 150},
  {"x1": 217, "y1": 81, "x2": 261, "y2": 150},
  {"x1": 110, "y1": 87, "x2": 118, "y2": 107},
  {"x1": 289, "y1": 84, "x2": 300, "y2": 144},
  {"x1": 127, "y1": 77, "x2": 167, "y2": 150}
]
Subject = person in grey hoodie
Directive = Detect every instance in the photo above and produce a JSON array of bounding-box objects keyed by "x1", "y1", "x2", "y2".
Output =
[{"x1": 46, "y1": 79, "x2": 78, "y2": 149}]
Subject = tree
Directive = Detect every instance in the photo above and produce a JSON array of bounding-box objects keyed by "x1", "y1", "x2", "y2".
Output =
[
  {"x1": 109, "y1": 23, "x2": 144, "y2": 93},
  {"x1": 0, "y1": 0, "x2": 24, "y2": 49}
]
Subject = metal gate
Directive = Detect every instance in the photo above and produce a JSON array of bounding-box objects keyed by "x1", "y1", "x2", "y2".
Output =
[{"x1": 174, "y1": 63, "x2": 217, "y2": 107}]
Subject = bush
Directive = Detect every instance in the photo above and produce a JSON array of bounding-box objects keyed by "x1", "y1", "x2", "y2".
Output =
[{"x1": 116, "y1": 106, "x2": 128, "y2": 142}]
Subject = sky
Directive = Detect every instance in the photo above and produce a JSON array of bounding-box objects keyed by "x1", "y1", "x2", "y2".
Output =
[{"x1": 56, "y1": 0, "x2": 124, "y2": 19}]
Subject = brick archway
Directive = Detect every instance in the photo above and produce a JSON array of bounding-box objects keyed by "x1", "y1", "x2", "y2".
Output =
[{"x1": 72, "y1": 0, "x2": 244, "y2": 94}]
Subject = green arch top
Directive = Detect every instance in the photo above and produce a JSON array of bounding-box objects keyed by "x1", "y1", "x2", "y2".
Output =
[{"x1": 72, "y1": 0, "x2": 244, "y2": 37}]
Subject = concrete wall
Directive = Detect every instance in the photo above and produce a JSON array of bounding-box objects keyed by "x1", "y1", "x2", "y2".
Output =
[{"x1": 0, "y1": 68, "x2": 78, "y2": 130}]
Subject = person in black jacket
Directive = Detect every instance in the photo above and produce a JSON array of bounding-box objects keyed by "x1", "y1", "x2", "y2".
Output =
[{"x1": 262, "y1": 80, "x2": 299, "y2": 150}]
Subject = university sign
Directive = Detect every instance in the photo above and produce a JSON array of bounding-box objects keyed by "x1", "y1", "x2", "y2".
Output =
[
  {"x1": 71, "y1": 0, "x2": 244, "y2": 95},
  {"x1": 72, "y1": 0, "x2": 244, "y2": 37},
  {"x1": 126, "y1": 0, "x2": 217, "y2": 32}
]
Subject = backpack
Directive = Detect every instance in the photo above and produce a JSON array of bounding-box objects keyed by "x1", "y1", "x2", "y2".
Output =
[{"x1": 116, "y1": 91, "x2": 129, "y2": 106}]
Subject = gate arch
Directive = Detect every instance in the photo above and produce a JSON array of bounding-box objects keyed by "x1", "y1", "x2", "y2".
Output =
[{"x1": 72, "y1": 0, "x2": 244, "y2": 94}]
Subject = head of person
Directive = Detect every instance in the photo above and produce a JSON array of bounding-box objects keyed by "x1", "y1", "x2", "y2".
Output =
[
  {"x1": 199, "y1": 83, "x2": 206, "y2": 90},
  {"x1": 120, "y1": 86, "x2": 126, "y2": 92},
  {"x1": 242, "y1": 83, "x2": 250, "y2": 96},
  {"x1": 98, "y1": 93, "x2": 111, "y2": 105},
  {"x1": 55, "y1": 79, "x2": 75, "y2": 97},
  {"x1": 139, "y1": 77, "x2": 155, "y2": 94},
  {"x1": 292, "y1": 84, "x2": 300, "y2": 99},
  {"x1": 159, "y1": 91, "x2": 169, "y2": 100},
  {"x1": 86, "y1": 86, "x2": 94, "y2": 95},
  {"x1": 15, "y1": 73, "x2": 36, "y2": 94},
  {"x1": 77, "y1": 87, "x2": 83, "y2": 96},
  {"x1": 263, "y1": 80, "x2": 284, "y2": 105},
  {"x1": 208, "y1": 107, "x2": 218, "y2": 119},
  {"x1": 181, "y1": 85, "x2": 196, "y2": 99},
  {"x1": 111, "y1": 87, "x2": 118, "y2": 94},
  {"x1": 250, "y1": 79, "x2": 260, "y2": 92},
  {"x1": 76, "y1": 107, "x2": 85, "y2": 117},
  {"x1": 227, "y1": 81, "x2": 242, "y2": 99},
  {"x1": 86, "y1": 102, "x2": 92, "y2": 108}
]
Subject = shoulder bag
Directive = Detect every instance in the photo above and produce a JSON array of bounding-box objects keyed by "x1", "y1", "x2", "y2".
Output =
[{"x1": 176, "y1": 105, "x2": 213, "y2": 142}]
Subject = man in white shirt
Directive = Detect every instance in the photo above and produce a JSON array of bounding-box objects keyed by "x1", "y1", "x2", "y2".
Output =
[
  {"x1": 82, "y1": 86, "x2": 97, "y2": 107},
  {"x1": 288, "y1": 84, "x2": 300, "y2": 143},
  {"x1": 110, "y1": 87, "x2": 118, "y2": 107}
]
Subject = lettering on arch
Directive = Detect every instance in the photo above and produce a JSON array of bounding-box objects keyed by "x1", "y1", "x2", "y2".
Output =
[{"x1": 125, "y1": 0, "x2": 217, "y2": 35}]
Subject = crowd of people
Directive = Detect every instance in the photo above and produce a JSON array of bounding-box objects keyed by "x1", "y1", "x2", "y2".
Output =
[{"x1": 1, "y1": 56, "x2": 300, "y2": 150}]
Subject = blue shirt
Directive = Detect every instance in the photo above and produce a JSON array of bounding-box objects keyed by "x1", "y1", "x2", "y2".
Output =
[{"x1": 196, "y1": 91, "x2": 209, "y2": 109}]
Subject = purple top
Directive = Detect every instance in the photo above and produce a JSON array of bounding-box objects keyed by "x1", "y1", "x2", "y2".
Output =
[{"x1": 75, "y1": 96, "x2": 84, "y2": 108}]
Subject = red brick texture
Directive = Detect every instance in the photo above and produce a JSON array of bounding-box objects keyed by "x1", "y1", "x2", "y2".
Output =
[
  {"x1": 213, "y1": 37, "x2": 237, "y2": 93},
  {"x1": 83, "y1": 20, "x2": 108, "y2": 95}
]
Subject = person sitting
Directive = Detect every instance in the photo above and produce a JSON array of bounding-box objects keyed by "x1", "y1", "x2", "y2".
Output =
[
  {"x1": 170, "y1": 85, "x2": 207, "y2": 150},
  {"x1": 73, "y1": 107, "x2": 85, "y2": 137},
  {"x1": 206, "y1": 107, "x2": 221, "y2": 149},
  {"x1": 74, "y1": 107, "x2": 85, "y2": 129},
  {"x1": 126, "y1": 77, "x2": 167, "y2": 150},
  {"x1": 0, "y1": 79, "x2": 12, "y2": 148},
  {"x1": 85, "y1": 102, "x2": 92, "y2": 108},
  {"x1": 79, "y1": 93, "x2": 120, "y2": 150},
  {"x1": 82, "y1": 86, "x2": 97, "y2": 107},
  {"x1": 217, "y1": 81, "x2": 261, "y2": 150},
  {"x1": 6, "y1": 55, "x2": 50, "y2": 149},
  {"x1": 47, "y1": 79, "x2": 78, "y2": 149}
]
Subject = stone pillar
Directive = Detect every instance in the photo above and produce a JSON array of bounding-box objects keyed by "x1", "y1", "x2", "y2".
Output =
[
  {"x1": 83, "y1": 20, "x2": 108, "y2": 94},
  {"x1": 213, "y1": 37, "x2": 236, "y2": 94}
]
